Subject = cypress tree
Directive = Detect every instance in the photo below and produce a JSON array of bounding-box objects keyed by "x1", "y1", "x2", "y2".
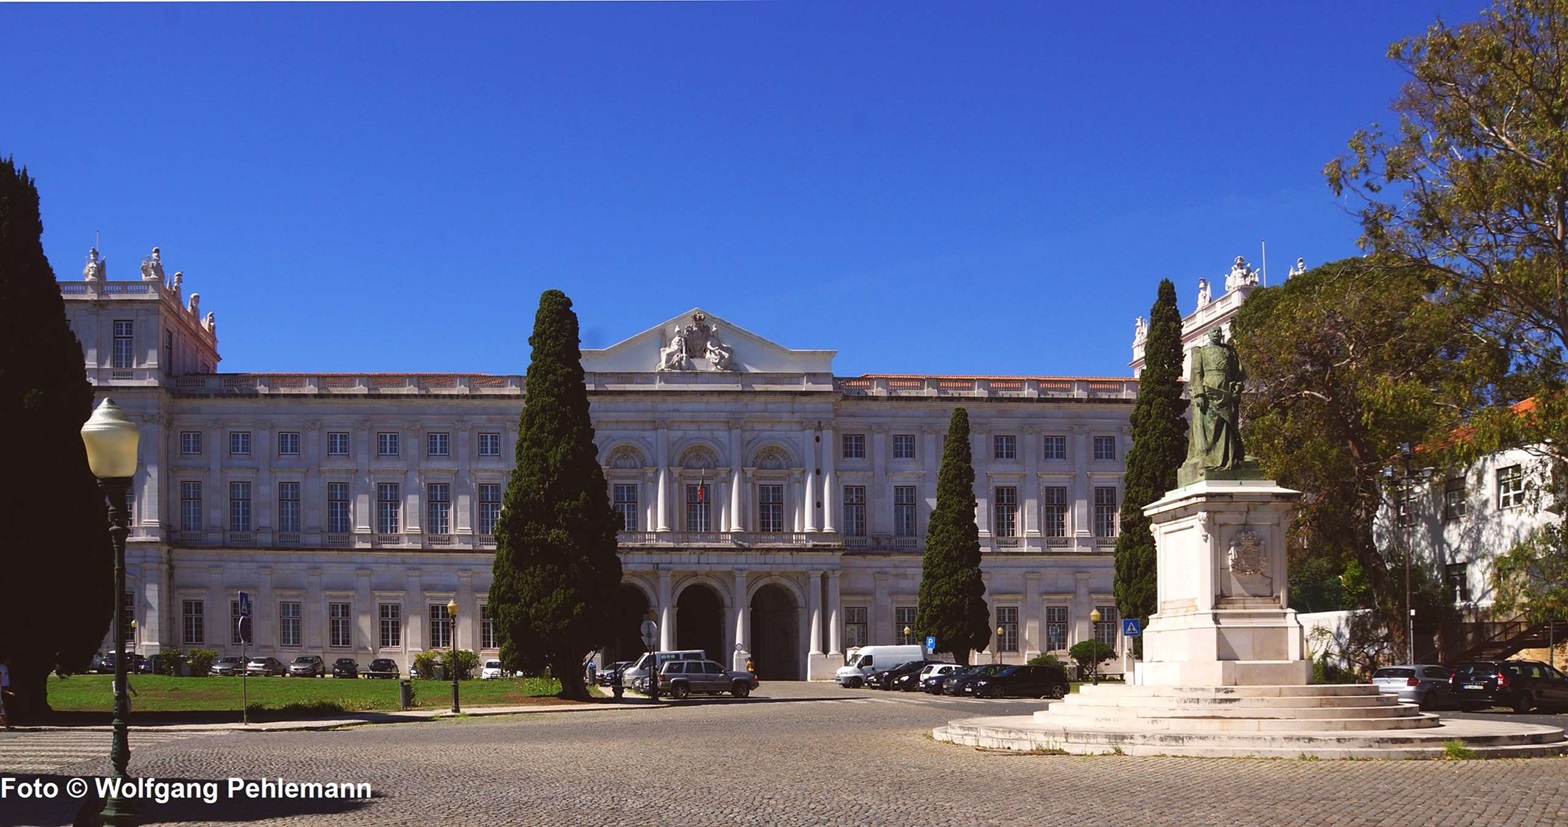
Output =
[
  {"x1": 491, "y1": 290, "x2": 623, "y2": 701},
  {"x1": 916, "y1": 407, "x2": 991, "y2": 665},
  {"x1": 0, "y1": 155, "x2": 114, "y2": 719},
  {"x1": 1115, "y1": 279, "x2": 1187, "y2": 636}
]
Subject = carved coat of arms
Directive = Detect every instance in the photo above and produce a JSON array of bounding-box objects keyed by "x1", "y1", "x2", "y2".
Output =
[{"x1": 1227, "y1": 528, "x2": 1267, "y2": 577}]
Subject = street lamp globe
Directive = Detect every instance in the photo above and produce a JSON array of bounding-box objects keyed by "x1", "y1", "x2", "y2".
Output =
[
  {"x1": 446, "y1": 598, "x2": 457, "y2": 619},
  {"x1": 81, "y1": 398, "x2": 140, "y2": 479}
]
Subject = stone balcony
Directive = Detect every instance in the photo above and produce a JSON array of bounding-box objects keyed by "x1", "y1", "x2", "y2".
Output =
[{"x1": 835, "y1": 375, "x2": 1138, "y2": 400}]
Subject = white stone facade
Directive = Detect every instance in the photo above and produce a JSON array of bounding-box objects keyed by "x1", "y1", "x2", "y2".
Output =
[{"x1": 65, "y1": 277, "x2": 1135, "y2": 680}]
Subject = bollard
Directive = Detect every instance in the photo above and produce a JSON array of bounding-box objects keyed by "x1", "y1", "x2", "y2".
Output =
[{"x1": 399, "y1": 678, "x2": 413, "y2": 710}]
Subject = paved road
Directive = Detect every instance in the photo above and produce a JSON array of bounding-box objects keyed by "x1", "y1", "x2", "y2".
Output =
[{"x1": 2, "y1": 682, "x2": 1566, "y2": 826}]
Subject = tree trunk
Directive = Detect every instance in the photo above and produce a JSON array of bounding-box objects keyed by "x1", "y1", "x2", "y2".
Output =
[
  {"x1": 9, "y1": 663, "x2": 53, "y2": 722},
  {"x1": 555, "y1": 659, "x2": 590, "y2": 701}
]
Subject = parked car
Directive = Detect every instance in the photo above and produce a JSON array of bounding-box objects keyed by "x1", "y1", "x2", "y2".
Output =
[
  {"x1": 246, "y1": 656, "x2": 286, "y2": 677},
  {"x1": 1449, "y1": 659, "x2": 1568, "y2": 713},
  {"x1": 867, "y1": 659, "x2": 943, "y2": 690},
  {"x1": 656, "y1": 659, "x2": 759, "y2": 699},
  {"x1": 99, "y1": 652, "x2": 147, "y2": 674},
  {"x1": 365, "y1": 658, "x2": 400, "y2": 679},
  {"x1": 964, "y1": 664, "x2": 1071, "y2": 699},
  {"x1": 288, "y1": 655, "x2": 326, "y2": 678},
  {"x1": 942, "y1": 664, "x2": 1006, "y2": 696},
  {"x1": 210, "y1": 656, "x2": 247, "y2": 676},
  {"x1": 913, "y1": 663, "x2": 964, "y2": 693},
  {"x1": 1371, "y1": 664, "x2": 1452, "y2": 710},
  {"x1": 332, "y1": 658, "x2": 360, "y2": 679},
  {"x1": 481, "y1": 659, "x2": 506, "y2": 680},
  {"x1": 597, "y1": 661, "x2": 632, "y2": 686}
]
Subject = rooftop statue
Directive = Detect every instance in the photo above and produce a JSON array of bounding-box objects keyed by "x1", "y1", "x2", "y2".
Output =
[
  {"x1": 83, "y1": 247, "x2": 106, "y2": 282},
  {"x1": 141, "y1": 246, "x2": 164, "y2": 282},
  {"x1": 1196, "y1": 277, "x2": 1211, "y2": 308},
  {"x1": 1224, "y1": 255, "x2": 1259, "y2": 292},
  {"x1": 1289, "y1": 257, "x2": 1307, "y2": 278},
  {"x1": 657, "y1": 326, "x2": 689, "y2": 371},
  {"x1": 706, "y1": 325, "x2": 735, "y2": 370},
  {"x1": 1133, "y1": 315, "x2": 1147, "y2": 345}
]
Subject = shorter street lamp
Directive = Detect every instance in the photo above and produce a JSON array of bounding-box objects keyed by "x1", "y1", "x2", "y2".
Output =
[
  {"x1": 903, "y1": 625, "x2": 912, "y2": 646},
  {"x1": 81, "y1": 397, "x2": 141, "y2": 827},
  {"x1": 1089, "y1": 609, "x2": 1102, "y2": 686},
  {"x1": 996, "y1": 626, "x2": 1005, "y2": 665},
  {"x1": 447, "y1": 599, "x2": 460, "y2": 714}
]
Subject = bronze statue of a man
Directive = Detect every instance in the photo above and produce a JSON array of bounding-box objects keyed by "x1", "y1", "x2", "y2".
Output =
[{"x1": 1187, "y1": 328, "x2": 1247, "y2": 473}]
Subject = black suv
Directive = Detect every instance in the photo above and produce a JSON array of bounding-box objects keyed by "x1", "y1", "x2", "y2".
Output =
[
  {"x1": 1449, "y1": 660, "x2": 1568, "y2": 713},
  {"x1": 332, "y1": 658, "x2": 360, "y2": 679},
  {"x1": 964, "y1": 664, "x2": 1071, "y2": 699}
]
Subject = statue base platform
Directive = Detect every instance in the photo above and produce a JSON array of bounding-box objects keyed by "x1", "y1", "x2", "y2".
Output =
[{"x1": 1176, "y1": 458, "x2": 1265, "y2": 487}]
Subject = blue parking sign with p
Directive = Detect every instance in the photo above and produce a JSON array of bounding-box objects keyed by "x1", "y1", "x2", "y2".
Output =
[
  {"x1": 1122, "y1": 618, "x2": 1142, "y2": 637},
  {"x1": 925, "y1": 635, "x2": 936, "y2": 652}
]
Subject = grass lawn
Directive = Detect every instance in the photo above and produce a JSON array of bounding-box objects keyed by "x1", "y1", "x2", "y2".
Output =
[{"x1": 46, "y1": 674, "x2": 566, "y2": 715}]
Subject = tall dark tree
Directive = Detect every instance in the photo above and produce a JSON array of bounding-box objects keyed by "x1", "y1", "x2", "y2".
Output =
[
  {"x1": 916, "y1": 408, "x2": 991, "y2": 665},
  {"x1": 0, "y1": 156, "x2": 114, "y2": 719},
  {"x1": 1115, "y1": 279, "x2": 1187, "y2": 634},
  {"x1": 490, "y1": 290, "x2": 623, "y2": 701}
]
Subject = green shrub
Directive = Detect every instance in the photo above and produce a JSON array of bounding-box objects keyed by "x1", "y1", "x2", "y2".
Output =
[
  {"x1": 412, "y1": 651, "x2": 442, "y2": 679},
  {"x1": 1067, "y1": 640, "x2": 1115, "y2": 673},
  {"x1": 448, "y1": 649, "x2": 479, "y2": 681},
  {"x1": 1027, "y1": 653, "x2": 1063, "y2": 669},
  {"x1": 185, "y1": 648, "x2": 217, "y2": 677},
  {"x1": 154, "y1": 648, "x2": 185, "y2": 676}
]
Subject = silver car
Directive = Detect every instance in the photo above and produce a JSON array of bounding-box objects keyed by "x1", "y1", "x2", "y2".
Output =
[
  {"x1": 656, "y1": 659, "x2": 758, "y2": 699},
  {"x1": 1372, "y1": 664, "x2": 1451, "y2": 710}
]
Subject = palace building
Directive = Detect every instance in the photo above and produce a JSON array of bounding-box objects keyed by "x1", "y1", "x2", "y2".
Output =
[{"x1": 65, "y1": 250, "x2": 1147, "y2": 680}]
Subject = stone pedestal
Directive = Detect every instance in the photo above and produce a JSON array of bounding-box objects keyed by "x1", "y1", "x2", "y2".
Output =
[{"x1": 1135, "y1": 478, "x2": 1311, "y2": 687}]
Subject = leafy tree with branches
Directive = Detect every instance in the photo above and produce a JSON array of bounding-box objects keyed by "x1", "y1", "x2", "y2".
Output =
[
  {"x1": 1115, "y1": 279, "x2": 1186, "y2": 640},
  {"x1": 0, "y1": 155, "x2": 114, "y2": 720},
  {"x1": 916, "y1": 408, "x2": 991, "y2": 665},
  {"x1": 491, "y1": 290, "x2": 623, "y2": 701}
]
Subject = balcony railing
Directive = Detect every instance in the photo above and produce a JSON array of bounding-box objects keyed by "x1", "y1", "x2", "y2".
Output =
[
  {"x1": 835, "y1": 375, "x2": 1138, "y2": 400},
  {"x1": 173, "y1": 373, "x2": 525, "y2": 397}
]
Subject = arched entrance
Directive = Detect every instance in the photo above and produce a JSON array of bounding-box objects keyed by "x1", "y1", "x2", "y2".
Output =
[
  {"x1": 604, "y1": 584, "x2": 650, "y2": 666},
  {"x1": 675, "y1": 583, "x2": 725, "y2": 658},
  {"x1": 751, "y1": 583, "x2": 800, "y2": 680}
]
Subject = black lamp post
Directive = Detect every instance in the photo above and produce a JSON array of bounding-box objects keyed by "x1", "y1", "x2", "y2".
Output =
[
  {"x1": 447, "y1": 598, "x2": 460, "y2": 714},
  {"x1": 1089, "y1": 608, "x2": 1102, "y2": 686},
  {"x1": 81, "y1": 398, "x2": 140, "y2": 826}
]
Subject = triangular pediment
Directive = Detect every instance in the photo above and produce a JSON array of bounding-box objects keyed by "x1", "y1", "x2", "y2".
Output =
[{"x1": 581, "y1": 308, "x2": 834, "y2": 375}]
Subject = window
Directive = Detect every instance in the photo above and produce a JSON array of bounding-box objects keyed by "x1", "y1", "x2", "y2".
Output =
[
  {"x1": 327, "y1": 432, "x2": 350, "y2": 457},
  {"x1": 842, "y1": 433, "x2": 866, "y2": 459},
  {"x1": 429, "y1": 604, "x2": 453, "y2": 649},
  {"x1": 327, "y1": 482, "x2": 351, "y2": 534},
  {"x1": 279, "y1": 601, "x2": 301, "y2": 647},
  {"x1": 1396, "y1": 485, "x2": 1418, "y2": 528},
  {"x1": 112, "y1": 320, "x2": 134, "y2": 368},
  {"x1": 427, "y1": 483, "x2": 451, "y2": 534},
  {"x1": 379, "y1": 603, "x2": 401, "y2": 648},
  {"x1": 844, "y1": 607, "x2": 868, "y2": 650},
  {"x1": 994, "y1": 435, "x2": 1016, "y2": 460},
  {"x1": 277, "y1": 482, "x2": 301, "y2": 533},
  {"x1": 1043, "y1": 486, "x2": 1068, "y2": 537},
  {"x1": 230, "y1": 599, "x2": 244, "y2": 646},
  {"x1": 614, "y1": 484, "x2": 639, "y2": 531},
  {"x1": 997, "y1": 607, "x2": 1018, "y2": 652},
  {"x1": 1498, "y1": 465, "x2": 1525, "y2": 509},
  {"x1": 758, "y1": 484, "x2": 784, "y2": 533},
  {"x1": 892, "y1": 434, "x2": 916, "y2": 460},
  {"x1": 427, "y1": 432, "x2": 450, "y2": 457},
  {"x1": 478, "y1": 432, "x2": 501, "y2": 457},
  {"x1": 329, "y1": 602, "x2": 352, "y2": 648},
  {"x1": 1443, "y1": 477, "x2": 1467, "y2": 522},
  {"x1": 1094, "y1": 605, "x2": 1120, "y2": 646},
  {"x1": 685, "y1": 483, "x2": 711, "y2": 532},
  {"x1": 229, "y1": 481, "x2": 252, "y2": 532},
  {"x1": 893, "y1": 486, "x2": 918, "y2": 537},
  {"x1": 481, "y1": 603, "x2": 497, "y2": 649},
  {"x1": 1446, "y1": 563, "x2": 1471, "y2": 603},
  {"x1": 179, "y1": 431, "x2": 203, "y2": 455},
  {"x1": 377, "y1": 432, "x2": 400, "y2": 457},
  {"x1": 895, "y1": 606, "x2": 918, "y2": 644},
  {"x1": 182, "y1": 600, "x2": 204, "y2": 646},
  {"x1": 994, "y1": 486, "x2": 1018, "y2": 537},
  {"x1": 1043, "y1": 435, "x2": 1067, "y2": 460},
  {"x1": 277, "y1": 432, "x2": 300, "y2": 456},
  {"x1": 1046, "y1": 606, "x2": 1068, "y2": 651},
  {"x1": 843, "y1": 485, "x2": 867, "y2": 537},
  {"x1": 1094, "y1": 486, "x2": 1118, "y2": 538},
  {"x1": 229, "y1": 431, "x2": 251, "y2": 457},
  {"x1": 478, "y1": 483, "x2": 502, "y2": 535},
  {"x1": 180, "y1": 481, "x2": 202, "y2": 531},
  {"x1": 1093, "y1": 436, "x2": 1117, "y2": 460},
  {"x1": 121, "y1": 591, "x2": 135, "y2": 645},
  {"x1": 377, "y1": 483, "x2": 401, "y2": 534}
]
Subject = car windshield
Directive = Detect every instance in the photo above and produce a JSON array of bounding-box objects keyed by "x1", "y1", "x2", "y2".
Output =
[{"x1": 293, "y1": 657, "x2": 313, "y2": 663}]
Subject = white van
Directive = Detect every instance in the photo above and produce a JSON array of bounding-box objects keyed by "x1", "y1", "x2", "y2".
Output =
[
  {"x1": 621, "y1": 649, "x2": 706, "y2": 691},
  {"x1": 835, "y1": 644, "x2": 927, "y2": 688}
]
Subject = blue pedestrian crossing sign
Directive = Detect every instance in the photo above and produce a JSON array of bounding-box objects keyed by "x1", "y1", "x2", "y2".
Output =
[
  {"x1": 238, "y1": 591, "x2": 252, "y2": 618},
  {"x1": 1122, "y1": 618, "x2": 1142, "y2": 637},
  {"x1": 925, "y1": 635, "x2": 936, "y2": 652}
]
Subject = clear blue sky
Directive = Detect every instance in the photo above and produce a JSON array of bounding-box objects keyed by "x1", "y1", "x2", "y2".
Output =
[{"x1": 3, "y1": 1, "x2": 1482, "y2": 378}]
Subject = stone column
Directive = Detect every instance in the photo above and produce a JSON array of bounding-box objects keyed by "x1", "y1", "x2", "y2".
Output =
[
  {"x1": 353, "y1": 425, "x2": 372, "y2": 534},
  {"x1": 304, "y1": 421, "x2": 323, "y2": 543},
  {"x1": 732, "y1": 570, "x2": 749, "y2": 651},
  {"x1": 1071, "y1": 425, "x2": 1092, "y2": 549},
  {"x1": 872, "y1": 573, "x2": 890, "y2": 645},
  {"x1": 1023, "y1": 572, "x2": 1042, "y2": 658},
  {"x1": 305, "y1": 568, "x2": 324, "y2": 651},
  {"x1": 655, "y1": 429, "x2": 670, "y2": 532},
  {"x1": 821, "y1": 425, "x2": 836, "y2": 533},
  {"x1": 729, "y1": 422, "x2": 744, "y2": 532},
  {"x1": 807, "y1": 570, "x2": 823, "y2": 655},
  {"x1": 455, "y1": 424, "x2": 472, "y2": 536},
  {"x1": 255, "y1": 425, "x2": 274, "y2": 545},
  {"x1": 356, "y1": 568, "x2": 373, "y2": 657},
  {"x1": 826, "y1": 571, "x2": 842, "y2": 656},
  {"x1": 657, "y1": 568, "x2": 673, "y2": 650},
  {"x1": 1022, "y1": 427, "x2": 1040, "y2": 544},
  {"x1": 802, "y1": 425, "x2": 817, "y2": 532},
  {"x1": 402, "y1": 424, "x2": 422, "y2": 536},
  {"x1": 407, "y1": 569, "x2": 424, "y2": 653},
  {"x1": 457, "y1": 570, "x2": 475, "y2": 652},
  {"x1": 973, "y1": 427, "x2": 990, "y2": 540},
  {"x1": 1073, "y1": 571, "x2": 1092, "y2": 644},
  {"x1": 256, "y1": 567, "x2": 274, "y2": 650}
]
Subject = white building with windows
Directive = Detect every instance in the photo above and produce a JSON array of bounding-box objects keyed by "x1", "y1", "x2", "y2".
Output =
[{"x1": 64, "y1": 260, "x2": 1138, "y2": 681}]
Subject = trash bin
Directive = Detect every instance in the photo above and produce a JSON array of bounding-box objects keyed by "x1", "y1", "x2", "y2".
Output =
[
  {"x1": 586, "y1": 662, "x2": 597, "y2": 686},
  {"x1": 399, "y1": 679, "x2": 413, "y2": 710}
]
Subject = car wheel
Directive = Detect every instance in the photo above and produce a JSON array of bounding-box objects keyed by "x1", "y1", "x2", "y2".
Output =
[
  {"x1": 732, "y1": 682, "x2": 751, "y2": 698},
  {"x1": 1048, "y1": 684, "x2": 1067, "y2": 700},
  {"x1": 850, "y1": 677, "x2": 863, "y2": 689},
  {"x1": 1513, "y1": 692, "x2": 1534, "y2": 714},
  {"x1": 670, "y1": 683, "x2": 690, "y2": 700}
]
